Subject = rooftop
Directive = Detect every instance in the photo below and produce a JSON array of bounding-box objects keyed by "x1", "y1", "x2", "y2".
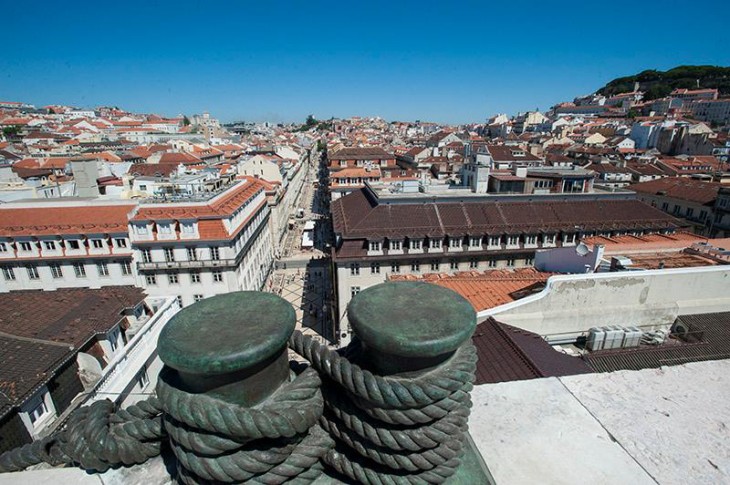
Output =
[{"x1": 629, "y1": 177, "x2": 721, "y2": 205}]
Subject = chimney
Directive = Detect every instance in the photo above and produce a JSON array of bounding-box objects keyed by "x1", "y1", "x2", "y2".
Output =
[{"x1": 70, "y1": 159, "x2": 100, "y2": 198}]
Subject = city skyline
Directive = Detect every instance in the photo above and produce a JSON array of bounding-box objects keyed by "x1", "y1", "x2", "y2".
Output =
[{"x1": 2, "y1": 0, "x2": 729, "y2": 124}]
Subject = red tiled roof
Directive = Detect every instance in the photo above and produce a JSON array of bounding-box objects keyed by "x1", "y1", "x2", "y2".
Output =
[
  {"x1": 131, "y1": 180, "x2": 264, "y2": 222},
  {"x1": 391, "y1": 268, "x2": 551, "y2": 312},
  {"x1": 0, "y1": 204, "x2": 135, "y2": 237}
]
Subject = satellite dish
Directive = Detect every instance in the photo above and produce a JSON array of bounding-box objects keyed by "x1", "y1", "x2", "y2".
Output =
[{"x1": 575, "y1": 242, "x2": 590, "y2": 257}]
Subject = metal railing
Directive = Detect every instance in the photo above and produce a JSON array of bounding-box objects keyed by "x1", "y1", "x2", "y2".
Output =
[{"x1": 85, "y1": 296, "x2": 180, "y2": 404}]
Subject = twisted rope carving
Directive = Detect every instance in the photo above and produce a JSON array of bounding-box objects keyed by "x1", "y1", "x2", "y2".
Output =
[
  {"x1": 322, "y1": 386, "x2": 469, "y2": 452},
  {"x1": 0, "y1": 398, "x2": 165, "y2": 473},
  {"x1": 288, "y1": 332, "x2": 477, "y2": 410},
  {"x1": 156, "y1": 365, "x2": 323, "y2": 441},
  {"x1": 288, "y1": 331, "x2": 477, "y2": 484},
  {"x1": 163, "y1": 363, "x2": 330, "y2": 483}
]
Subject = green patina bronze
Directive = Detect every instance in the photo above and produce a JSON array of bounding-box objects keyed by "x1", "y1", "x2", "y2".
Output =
[
  {"x1": 158, "y1": 291, "x2": 295, "y2": 374},
  {"x1": 349, "y1": 281, "x2": 476, "y2": 362}
]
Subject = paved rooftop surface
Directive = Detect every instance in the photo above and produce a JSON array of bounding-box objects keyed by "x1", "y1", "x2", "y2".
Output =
[{"x1": 470, "y1": 359, "x2": 730, "y2": 485}]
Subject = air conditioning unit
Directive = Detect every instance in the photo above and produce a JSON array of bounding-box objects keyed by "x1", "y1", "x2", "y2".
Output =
[
  {"x1": 602, "y1": 325, "x2": 625, "y2": 350},
  {"x1": 586, "y1": 327, "x2": 605, "y2": 351},
  {"x1": 623, "y1": 326, "x2": 643, "y2": 348}
]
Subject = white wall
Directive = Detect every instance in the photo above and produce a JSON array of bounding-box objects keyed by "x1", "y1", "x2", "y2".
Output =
[{"x1": 479, "y1": 266, "x2": 730, "y2": 342}]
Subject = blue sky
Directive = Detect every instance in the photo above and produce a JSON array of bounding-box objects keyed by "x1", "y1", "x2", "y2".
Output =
[{"x1": 1, "y1": 0, "x2": 728, "y2": 124}]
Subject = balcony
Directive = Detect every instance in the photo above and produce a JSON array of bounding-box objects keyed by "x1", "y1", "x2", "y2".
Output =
[
  {"x1": 136, "y1": 258, "x2": 235, "y2": 270},
  {"x1": 85, "y1": 296, "x2": 179, "y2": 406}
]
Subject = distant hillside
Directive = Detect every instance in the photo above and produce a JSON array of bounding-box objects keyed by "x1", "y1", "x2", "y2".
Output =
[{"x1": 597, "y1": 65, "x2": 730, "y2": 100}]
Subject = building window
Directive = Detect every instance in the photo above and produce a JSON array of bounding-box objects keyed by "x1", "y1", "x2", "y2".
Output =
[
  {"x1": 164, "y1": 248, "x2": 175, "y2": 262},
  {"x1": 181, "y1": 222, "x2": 194, "y2": 234},
  {"x1": 699, "y1": 210, "x2": 708, "y2": 221},
  {"x1": 20, "y1": 241, "x2": 32, "y2": 251},
  {"x1": 450, "y1": 259, "x2": 458, "y2": 270},
  {"x1": 68, "y1": 240, "x2": 80, "y2": 250},
  {"x1": 526, "y1": 256, "x2": 534, "y2": 265},
  {"x1": 430, "y1": 260, "x2": 439, "y2": 271},
  {"x1": 159, "y1": 223, "x2": 172, "y2": 234},
  {"x1": 142, "y1": 249, "x2": 152, "y2": 263},
  {"x1": 210, "y1": 247, "x2": 220, "y2": 260},
  {"x1": 187, "y1": 247, "x2": 197, "y2": 261},
  {"x1": 137, "y1": 224, "x2": 148, "y2": 235},
  {"x1": 526, "y1": 235, "x2": 537, "y2": 245},
  {"x1": 672, "y1": 205, "x2": 681, "y2": 215},
  {"x1": 2, "y1": 266, "x2": 15, "y2": 281},
  {"x1": 350, "y1": 263, "x2": 360, "y2": 276},
  {"x1": 369, "y1": 241, "x2": 381, "y2": 251},
  {"x1": 194, "y1": 294, "x2": 204, "y2": 302},
  {"x1": 115, "y1": 238, "x2": 127, "y2": 248},
  {"x1": 350, "y1": 286, "x2": 361, "y2": 298},
  {"x1": 168, "y1": 272, "x2": 179, "y2": 284},
  {"x1": 73, "y1": 263, "x2": 86, "y2": 277},
  {"x1": 121, "y1": 261, "x2": 132, "y2": 275},
  {"x1": 506, "y1": 258, "x2": 515, "y2": 267},
  {"x1": 565, "y1": 233, "x2": 576, "y2": 244},
  {"x1": 50, "y1": 264, "x2": 63, "y2": 279},
  {"x1": 92, "y1": 239, "x2": 104, "y2": 249},
  {"x1": 488, "y1": 258, "x2": 497, "y2": 268},
  {"x1": 191, "y1": 272, "x2": 201, "y2": 283},
  {"x1": 431, "y1": 239, "x2": 442, "y2": 249},
  {"x1": 507, "y1": 236, "x2": 519, "y2": 246},
  {"x1": 28, "y1": 397, "x2": 49, "y2": 426},
  {"x1": 26, "y1": 265, "x2": 39, "y2": 280},
  {"x1": 97, "y1": 262, "x2": 109, "y2": 277},
  {"x1": 145, "y1": 274, "x2": 156, "y2": 285},
  {"x1": 411, "y1": 261, "x2": 420, "y2": 272},
  {"x1": 44, "y1": 241, "x2": 56, "y2": 250},
  {"x1": 449, "y1": 238, "x2": 461, "y2": 249},
  {"x1": 411, "y1": 239, "x2": 422, "y2": 250},
  {"x1": 686, "y1": 207, "x2": 694, "y2": 218},
  {"x1": 469, "y1": 259, "x2": 478, "y2": 269},
  {"x1": 176, "y1": 295, "x2": 183, "y2": 307},
  {"x1": 489, "y1": 236, "x2": 501, "y2": 246},
  {"x1": 390, "y1": 262, "x2": 400, "y2": 273},
  {"x1": 544, "y1": 234, "x2": 556, "y2": 245},
  {"x1": 469, "y1": 237, "x2": 481, "y2": 247},
  {"x1": 136, "y1": 365, "x2": 149, "y2": 388},
  {"x1": 0, "y1": 242, "x2": 6, "y2": 252},
  {"x1": 390, "y1": 240, "x2": 402, "y2": 251},
  {"x1": 370, "y1": 262, "x2": 380, "y2": 274},
  {"x1": 213, "y1": 271, "x2": 223, "y2": 282}
]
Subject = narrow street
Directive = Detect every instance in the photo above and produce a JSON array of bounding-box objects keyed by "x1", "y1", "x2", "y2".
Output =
[{"x1": 266, "y1": 146, "x2": 335, "y2": 344}]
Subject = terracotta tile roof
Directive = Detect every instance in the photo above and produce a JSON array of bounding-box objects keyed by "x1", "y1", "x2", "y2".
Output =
[
  {"x1": 158, "y1": 152, "x2": 201, "y2": 165},
  {"x1": 472, "y1": 318, "x2": 591, "y2": 385},
  {"x1": 583, "y1": 232, "x2": 710, "y2": 254},
  {"x1": 485, "y1": 144, "x2": 542, "y2": 162},
  {"x1": 331, "y1": 167, "x2": 381, "y2": 179},
  {"x1": 391, "y1": 268, "x2": 552, "y2": 312},
  {"x1": 128, "y1": 163, "x2": 178, "y2": 177},
  {"x1": 629, "y1": 177, "x2": 720, "y2": 205},
  {"x1": 0, "y1": 203, "x2": 135, "y2": 237},
  {"x1": 0, "y1": 286, "x2": 145, "y2": 348},
  {"x1": 332, "y1": 188, "x2": 683, "y2": 241}
]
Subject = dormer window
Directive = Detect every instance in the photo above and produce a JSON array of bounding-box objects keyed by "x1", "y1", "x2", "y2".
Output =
[
  {"x1": 489, "y1": 236, "x2": 501, "y2": 246},
  {"x1": 431, "y1": 239, "x2": 442, "y2": 249},
  {"x1": 390, "y1": 240, "x2": 401, "y2": 251},
  {"x1": 181, "y1": 222, "x2": 194, "y2": 234},
  {"x1": 19, "y1": 242, "x2": 32, "y2": 251},
  {"x1": 507, "y1": 236, "x2": 519, "y2": 246},
  {"x1": 526, "y1": 235, "x2": 537, "y2": 245},
  {"x1": 449, "y1": 237, "x2": 462, "y2": 248},
  {"x1": 44, "y1": 241, "x2": 56, "y2": 250},
  {"x1": 469, "y1": 236, "x2": 481, "y2": 247},
  {"x1": 92, "y1": 239, "x2": 104, "y2": 249},
  {"x1": 544, "y1": 234, "x2": 556, "y2": 244},
  {"x1": 158, "y1": 223, "x2": 172, "y2": 234},
  {"x1": 137, "y1": 225, "x2": 148, "y2": 235},
  {"x1": 369, "y1": 241, "x2": 381, "y2": 251},
  {"x1": 411, "y1": 239, "x2": 422, "y2": 250}
]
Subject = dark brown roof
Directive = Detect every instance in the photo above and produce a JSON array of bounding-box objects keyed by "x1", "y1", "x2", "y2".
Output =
[
  {"x1": 329, "y1": 146, "x2": 393, "y2": 161},
  {"x1": 0, "y1": 336, "x2": 72, "y2": 417},
  {"x1": 332, "y1": 188, "x2": 683, "y2": 240},
  {"x1": 584, "y1": 312, "x2": 730, "y2": 373},
  {"x1": 486, "y1": 145, "x2": 542, "y2": 162},
  {"x1": 129, "y1": 163, "x2": 178, "y2": 177},
  {"x1": 0, "y1": 287, "x2": 145, "y2": 348},
  {"x1": 472, "y1": 318, "x2": 591, "y2": 385},
  {"x1": 630, "y1": 177, "x2": 720, "y2": 205}
]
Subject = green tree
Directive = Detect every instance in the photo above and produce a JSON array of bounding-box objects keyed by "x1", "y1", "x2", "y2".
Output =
[{"x1": 183, "y1": 116, "x2": 191, "y2": 126}]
